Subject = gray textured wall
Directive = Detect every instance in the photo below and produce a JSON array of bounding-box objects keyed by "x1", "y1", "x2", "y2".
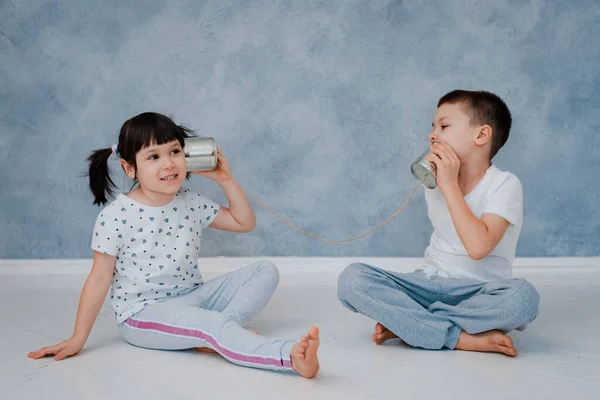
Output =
[{"x1": 1, "y1": 0, "x2": 599, "y2": 258}]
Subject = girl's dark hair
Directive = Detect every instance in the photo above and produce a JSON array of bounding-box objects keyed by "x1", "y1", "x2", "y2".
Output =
[{"x1": 87, "y1": 112, "x2": 196, "y2": 205}]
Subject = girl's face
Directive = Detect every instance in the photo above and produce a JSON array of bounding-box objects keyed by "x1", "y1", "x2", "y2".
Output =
[{"x1": 121, "y1": 140, "x2": 186, "y2": 200}]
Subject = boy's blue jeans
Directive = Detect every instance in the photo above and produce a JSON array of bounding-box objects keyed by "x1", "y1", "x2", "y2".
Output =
[{"x1": 337, "y1": 263, "x2": 540, "y2": 349}]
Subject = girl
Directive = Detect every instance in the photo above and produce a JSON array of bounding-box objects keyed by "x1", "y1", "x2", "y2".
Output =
[{"x1": 27, "y1": 112, "x2": 320, "y2": 378}]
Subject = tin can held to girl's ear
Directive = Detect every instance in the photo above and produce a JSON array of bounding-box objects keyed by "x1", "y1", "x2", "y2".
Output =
[
  {"x1": 410, "y1": 146, "x2": 437, "y2": 189},
  {"x1": 184, "y1": 137, "x2": 218, "y2": 172}
]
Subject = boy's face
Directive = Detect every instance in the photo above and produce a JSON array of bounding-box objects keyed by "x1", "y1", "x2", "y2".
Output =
[{"x1": 428, "y1": 102, "x2": 481, "y2": 160}]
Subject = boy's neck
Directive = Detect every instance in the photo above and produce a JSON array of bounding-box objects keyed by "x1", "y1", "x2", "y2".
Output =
[{"x1": 457, "y1": 155, "x2": 492, "y2": 196}]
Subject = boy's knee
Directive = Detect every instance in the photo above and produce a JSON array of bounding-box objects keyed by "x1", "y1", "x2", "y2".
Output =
[
  {"x1": 337, "y1": 263, "x2": 369, "y2": 300},
  {"x1": 513, "y1": 278, "x2": 540, "y2": 324},
  {"x1": 519, "y1": 279, "x2": 540, "y2": 314}
]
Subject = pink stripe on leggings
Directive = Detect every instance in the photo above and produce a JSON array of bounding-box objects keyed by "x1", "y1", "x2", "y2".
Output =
[{"x1": 125, "y1": 318, "x2": 292, "y2": 369}]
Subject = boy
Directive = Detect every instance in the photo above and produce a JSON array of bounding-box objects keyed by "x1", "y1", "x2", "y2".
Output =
[{"x1": 337, "y1": 90, "x2": 539, "y2": 356}]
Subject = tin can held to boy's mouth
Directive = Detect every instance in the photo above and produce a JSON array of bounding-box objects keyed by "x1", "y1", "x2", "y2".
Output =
[
  {"x1": 410, "y1": 145, "x2": 437, "y2": 189},
  {"x1": 184, "y1": 137, "x2": 218, "y2": 172}
]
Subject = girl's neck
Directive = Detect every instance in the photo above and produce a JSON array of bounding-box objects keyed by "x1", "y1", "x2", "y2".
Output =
[{"x1": 126, "y1": 187, "x2": 177, "y2": 207}]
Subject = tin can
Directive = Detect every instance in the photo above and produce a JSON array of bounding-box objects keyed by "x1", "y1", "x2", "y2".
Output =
[
  {"x1": 410, "y1": 146, "x2": 437, "y2": 189},
  {"x1": 184, "y1": 137, "x2": 218, "y2": 172}
]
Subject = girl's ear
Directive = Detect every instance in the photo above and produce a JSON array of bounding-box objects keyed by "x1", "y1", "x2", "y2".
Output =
[{"x1": 120, "y1": 159, "x2": 136, "y2": 179}]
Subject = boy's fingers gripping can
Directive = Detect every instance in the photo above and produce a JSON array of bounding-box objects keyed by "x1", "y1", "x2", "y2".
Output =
[
  {"x1": 184, "y1": 137, "x2": 218, "y2": 172},
  {"x1": 410, "y1": 147, "x2": 437, "y2": 189}
]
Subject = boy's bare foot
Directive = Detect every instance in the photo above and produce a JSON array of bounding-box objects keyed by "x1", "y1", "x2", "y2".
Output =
[
  {"x1": 372, "y1": 322, "x2": 398, "y2": 345},
  {"x1": 195, "y1": 329, "x2": 259, "y2": 353},
  {"x1": 455, "y1": 330, "x2": 518, "y2": 356},
  {"x1": 290, "y1": 326, "x2": 320, "y2": 378}
]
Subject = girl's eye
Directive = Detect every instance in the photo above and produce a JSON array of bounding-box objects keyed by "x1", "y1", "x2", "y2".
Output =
[
  {"x1": 172, "y1": 149, "x2": 180, "y2": 155},
  {"x1": 148, "y1": 155, "x2": 158, "y2": 160},
  {"x1": 441, "y1": 125, "x2": 449, "y2": 129}
]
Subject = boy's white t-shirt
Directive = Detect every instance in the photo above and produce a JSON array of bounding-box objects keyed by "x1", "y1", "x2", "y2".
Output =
[
  {"x1": 420, "y1": 164, "x2": 523, "y2": 281},
  {"x1": 91, "y1": 187, "x2": 220, "y2": 323}
]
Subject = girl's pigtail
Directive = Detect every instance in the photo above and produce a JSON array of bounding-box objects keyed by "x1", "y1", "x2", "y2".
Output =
[{"x1": 87, "y1": 148, "x2": 117, "y2": 206}]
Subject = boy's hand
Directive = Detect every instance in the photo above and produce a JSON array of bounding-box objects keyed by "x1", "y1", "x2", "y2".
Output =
[
  {"x1": 191, "y1": 140, "x2": 233, "y2": 183},
  {"x1": 27, "y1": 336, "x2": 85, "y2": 361},
  {"x1": 426, "y1": 142, "x2": 460, "y2": 193}
]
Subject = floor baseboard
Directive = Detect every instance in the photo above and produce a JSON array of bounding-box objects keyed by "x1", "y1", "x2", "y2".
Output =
[{"x1": 0, "y1": 257, "x2": 598, "y2": 275}]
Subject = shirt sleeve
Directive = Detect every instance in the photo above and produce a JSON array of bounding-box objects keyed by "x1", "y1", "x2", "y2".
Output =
[
  {"x1": 90, "y1": 205, "x2": 124, "y2": 255},
  {"x1": 182, "y1": 189, "x2": 221, "y2": 229},
  {"x1": 483, "y1": 174, "x2": 523, "y2": 226},
  {"x1": 196, "y1": 194, "x2": 221, "y2": 229}
]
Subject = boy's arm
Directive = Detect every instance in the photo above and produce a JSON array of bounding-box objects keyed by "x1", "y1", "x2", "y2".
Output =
[
  {"x1": 427, "y1": 142, "x2": 510, "y2": 260},
  {"x1": 441, "y1": 187, "x2": 510, "y2": 260},
  {"x1": 28, "y1": 251, "x2": 115, "y2": 360}
]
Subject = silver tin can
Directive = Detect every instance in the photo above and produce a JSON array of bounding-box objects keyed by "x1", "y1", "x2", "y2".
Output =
[
  {"x1": 184, "y1": 137, "x2": 218, "y2": 172},
  {"x1": 410, "y1": 147, "x2": 437, "y2": 189}
]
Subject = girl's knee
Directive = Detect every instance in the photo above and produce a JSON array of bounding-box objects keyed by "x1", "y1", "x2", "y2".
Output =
[{"x1": 256, "y1": 260, "x2": 280, "y2": 287}]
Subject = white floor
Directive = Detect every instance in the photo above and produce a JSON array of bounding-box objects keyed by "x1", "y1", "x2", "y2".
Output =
[{"x1": 2, "y1": 258, "x2": 600, "y2": 400}]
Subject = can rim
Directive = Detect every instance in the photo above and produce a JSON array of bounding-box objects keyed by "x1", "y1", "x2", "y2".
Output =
[{"x1": 411, "y1": 161, "x2": 437, "y2": 189}]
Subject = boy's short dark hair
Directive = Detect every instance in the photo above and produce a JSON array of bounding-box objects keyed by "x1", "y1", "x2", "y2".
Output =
[{"x1": 438, "y1": 90, "x2": 512, "y2": 160}]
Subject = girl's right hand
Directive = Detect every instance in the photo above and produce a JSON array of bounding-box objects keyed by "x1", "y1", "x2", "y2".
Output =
[{"x1": 27, "y1": 336, "x2": 85, "y2": 361}]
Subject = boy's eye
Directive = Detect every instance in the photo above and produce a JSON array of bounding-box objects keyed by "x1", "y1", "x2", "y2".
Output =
[
  {"x1": 172, "y1": 149, "x2": 180, "y2": 155},
  {"x1": 441, "y1": 125, "x2": 449, "y2": 129},
  {"x1": 148, "y1": 154, "x2": 158, "y2": 160}
]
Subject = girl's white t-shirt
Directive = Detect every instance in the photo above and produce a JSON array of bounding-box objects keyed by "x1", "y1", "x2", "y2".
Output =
[{"x1": 91, "y1": 187, "x2": 220, "y2": 322}]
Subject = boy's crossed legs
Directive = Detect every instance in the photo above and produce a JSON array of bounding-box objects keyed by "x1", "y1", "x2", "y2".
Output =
[{"x1": 337, "y1": 263, "x2": 539, "y2": 356}]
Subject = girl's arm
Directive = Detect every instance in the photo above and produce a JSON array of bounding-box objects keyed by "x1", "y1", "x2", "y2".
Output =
[
  {"x1": 209, "y1": 178, "x2": 256, "y2": 232},
  {"x1": 192, "y1": 144, "x2": 256, "y2": 233},
  {"x1": 27, "y1": 251, "x2": 115, "y2": 361}
]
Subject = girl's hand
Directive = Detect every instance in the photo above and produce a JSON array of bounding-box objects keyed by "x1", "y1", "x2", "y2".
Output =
[
  {"x1": 192, "y1": 140, "x2": 233, "y2": 183},
  {"x1": 27, "y1": 336, "x2": 85, "y2": 361},
  {"x1": 426, "y1": 141, "x2": 460, "y2": 193}
]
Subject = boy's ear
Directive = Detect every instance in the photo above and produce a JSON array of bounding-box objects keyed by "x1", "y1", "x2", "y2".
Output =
[
  {"x1": 120, "y1": 159, "x2": 136, "y2": 179},
  {"x1": 475, "y1": 125, "x2": 492, "y2": 146}
]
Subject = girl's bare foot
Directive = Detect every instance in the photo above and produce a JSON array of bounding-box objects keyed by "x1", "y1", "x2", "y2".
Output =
[
  {"x1": 290, "y1": 326, "x2": 320, "y2": 378},
  {"x1": 455, "y1": 330, "x2": 518, "y2": 356},
  {"x1": 195, "y1": 329, "x2": 259, "y2": 354},
  {"x1": 195, "y1": 347, "x2": 218, "y2": 353},
  {"x1": 372, "y1": 322, "x2": 398, "y2": 345}
]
